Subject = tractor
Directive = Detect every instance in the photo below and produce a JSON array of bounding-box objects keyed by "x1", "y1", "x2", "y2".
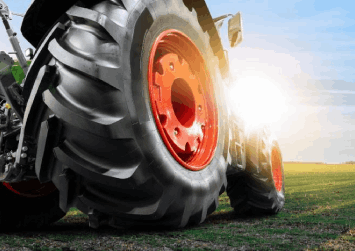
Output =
[{"x1": 0, "y1": 0, "x2": 284, "y2": 229}]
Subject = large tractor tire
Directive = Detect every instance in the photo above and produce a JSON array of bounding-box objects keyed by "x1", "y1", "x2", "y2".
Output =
[
  {"x1": 24, "y1": 0, "x2": 228, "y2": 228},
  {"x1": 226, "y1": 126, "x2": 285, "y2": 215},
  {"x1": 0, "y1": 181, "x2": 65, "y2": 229}
]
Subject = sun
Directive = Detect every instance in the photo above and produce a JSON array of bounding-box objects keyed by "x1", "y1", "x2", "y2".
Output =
[{"x1": 227, "y1": 75, "x2": 288, "y2": 131}]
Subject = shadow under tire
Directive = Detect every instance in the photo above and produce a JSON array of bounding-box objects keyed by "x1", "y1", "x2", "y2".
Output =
[
  {"x1": 26, "y1": 0, "x2": 228, "y2": 228},
  {"x1": 226, "y1": 127, "x2": 285, "y2": 215}
]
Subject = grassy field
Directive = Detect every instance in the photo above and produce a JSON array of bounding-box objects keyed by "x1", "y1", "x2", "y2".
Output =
[
  {"x1": 0, "y1": 163, "x2": 354, "y2": 250},
  {"x1": 283, "y1": 163, "x2": 355, "y2": 173}
]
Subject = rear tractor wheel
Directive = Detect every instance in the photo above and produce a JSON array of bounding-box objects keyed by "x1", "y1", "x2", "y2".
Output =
[{"x1": 226, "y1": 126, "x2": 285, "y2": 215}]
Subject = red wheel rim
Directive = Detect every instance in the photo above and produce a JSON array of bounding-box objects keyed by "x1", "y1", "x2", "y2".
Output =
[
  {"x1": 271, "y1": 147, "x2": 283, "y2": 192},
  {"x1": 2, "y1": 180, "x2": 57, "y2": 198},
  {"x1": 148, "y1": 29, "x2": 218, "y2": 171}
]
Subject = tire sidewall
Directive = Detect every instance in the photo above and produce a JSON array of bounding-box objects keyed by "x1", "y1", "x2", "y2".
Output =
[{"x1": 125, "y1": 5, "x2": 228, "y2": 191}]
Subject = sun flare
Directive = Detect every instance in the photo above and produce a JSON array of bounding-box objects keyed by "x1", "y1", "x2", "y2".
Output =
[{"x1": 227, "y1": 76, "x2": 288, "y2": 131}]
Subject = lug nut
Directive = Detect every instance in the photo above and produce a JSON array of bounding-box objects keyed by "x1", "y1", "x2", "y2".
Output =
[
  {"x1": 169, "y1": 63, "x2": 174, "y2": 71},
  {"x1": 198, "y1": 105, "x2": 202, "y2": 111},
  {"x1": 20, "y1": 153, "x2": 27, "y2": 158},
  {"x1": 22, "y1": 146, "x2": 28, "y2": 152},
  {"x1": 174, "y1": 128, "x2": 178, "y2": 136}
]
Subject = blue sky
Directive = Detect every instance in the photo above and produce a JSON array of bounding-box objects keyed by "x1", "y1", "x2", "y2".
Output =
[{"x1": 1, "y1": 0, "x2": 355, "y2": 163}]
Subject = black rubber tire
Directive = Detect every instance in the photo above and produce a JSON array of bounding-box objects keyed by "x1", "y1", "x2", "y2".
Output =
[
  {"x1": 0, "y1": 183, "x2": 65, "y2": 230},
  {"x1": 25, "y1": 0, "x2": 228, "y2": 228},
  {"x1": 226, "y1": 126, "x2": 285, "y2": 215}
]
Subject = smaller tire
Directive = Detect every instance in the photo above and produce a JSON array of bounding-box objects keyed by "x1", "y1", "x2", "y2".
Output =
[
  {"x1": 226, "y1": 126, "x2": 285, "y2": 215},
  {"x1": 0, "y1": 181, "x2": 65, "y2": 230}
]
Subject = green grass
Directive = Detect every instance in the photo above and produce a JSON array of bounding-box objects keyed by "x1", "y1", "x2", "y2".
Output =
[
  {"x1": 0, "y1": 165, "x2": 354, "y2": 250},
  {"x1": 114, "y1": 170, "x2": 355, "y2": 250}
]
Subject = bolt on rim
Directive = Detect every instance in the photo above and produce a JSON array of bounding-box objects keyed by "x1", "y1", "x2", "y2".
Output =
[{"x1": 148, "y1": 29, "x2": 218, "y2": 171}]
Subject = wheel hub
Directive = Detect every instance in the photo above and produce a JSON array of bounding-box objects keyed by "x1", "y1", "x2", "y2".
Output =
[{"x1": 148, "y1": 29, "x2": 218, "y2": 171}]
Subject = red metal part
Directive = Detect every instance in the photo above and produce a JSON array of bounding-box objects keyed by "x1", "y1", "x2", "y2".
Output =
[
  {"x1": 271, "y1": 147, "x2": 283, "y2": 192},
  {"x1": 2, "y1": 180, "x2": 57, "y2": 198},
  {"x1": 148, "y1": 29, "x2": 218, "y2": 171}
]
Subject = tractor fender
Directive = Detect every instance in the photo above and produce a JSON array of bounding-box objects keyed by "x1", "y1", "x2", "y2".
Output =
[{"x1": 21, "y1": 0, "x2": 228, "y2": 78}]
